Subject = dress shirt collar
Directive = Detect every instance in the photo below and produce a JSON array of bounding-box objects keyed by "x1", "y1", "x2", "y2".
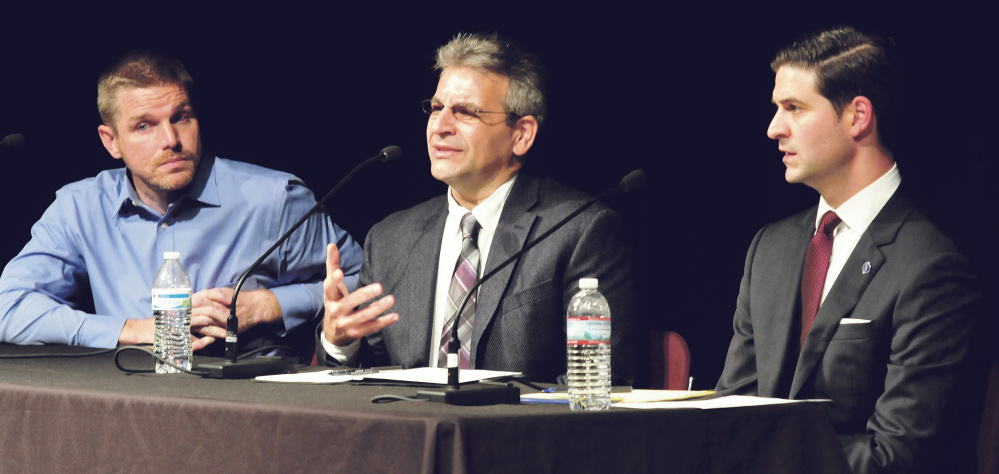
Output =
[
  {"x1": 113, "y1": 155, "x2": 222, "y2": 219},
  {"x1": 446, "y1": 174, "x2": 518, "y2": 233},
  {"x1": 816, "y1": 163, "x2": 901, "y2": 236}
]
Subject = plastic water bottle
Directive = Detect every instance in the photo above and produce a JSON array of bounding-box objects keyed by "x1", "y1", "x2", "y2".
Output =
[
  {"x1": 566, "y1": 278, "x2": 612, "y2": 411},
  {"x1": 152, "y1": 251, "x2": 193, "y2": 374}
]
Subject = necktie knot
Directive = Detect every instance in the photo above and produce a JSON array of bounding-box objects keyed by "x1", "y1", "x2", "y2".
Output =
[
  {"x1": 460, "y1": 213, "x2": 480, "y2": 240},
  {"x1": 817, "y1": 211, "x2": 841, "y2": 236}
]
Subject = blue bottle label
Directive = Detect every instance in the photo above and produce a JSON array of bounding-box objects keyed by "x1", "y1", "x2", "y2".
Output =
[
  {"x1": 152, "y1": 288, "x2": 192, "y2": 311},
  {"x1": 567, "y1": 317, "x2": 611, "y2": 345}
]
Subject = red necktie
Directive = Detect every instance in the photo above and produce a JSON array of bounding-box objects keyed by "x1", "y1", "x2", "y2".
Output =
[{"x1": 800, "y1": 211, "x2": 841, "y2": 348}]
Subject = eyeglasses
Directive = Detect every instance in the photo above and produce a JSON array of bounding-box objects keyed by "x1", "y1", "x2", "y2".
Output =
[{"x1": 421, "y1": 99, "x2": 517, "y2": 123}]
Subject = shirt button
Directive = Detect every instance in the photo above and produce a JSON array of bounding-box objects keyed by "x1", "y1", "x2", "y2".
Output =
[{"x1": 160, "y1": 222, "x2": 169, "y2": 230}]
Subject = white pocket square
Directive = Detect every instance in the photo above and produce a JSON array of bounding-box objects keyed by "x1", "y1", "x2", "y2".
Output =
[{"x1": 840, "y1": 318, "x2": 871, "y2": 324}]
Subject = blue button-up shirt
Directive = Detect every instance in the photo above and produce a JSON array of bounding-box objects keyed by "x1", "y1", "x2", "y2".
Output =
[{"x1": 0, "y1": 155, "x2": 361, "y2": 349}]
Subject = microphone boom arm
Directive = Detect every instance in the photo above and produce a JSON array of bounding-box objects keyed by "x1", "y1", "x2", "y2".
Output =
[{"x1": 225, "y1": 146, "x2": 401, "y2": 363}]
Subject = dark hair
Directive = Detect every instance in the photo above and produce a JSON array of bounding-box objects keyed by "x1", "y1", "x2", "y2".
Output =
[
  {"x1": 772, "y1": 26, "x2": 898, "y2": 152},
  {"x1": 435, "y1": 32, "x2": 547, "y2": 127},
  {"x1": 97, "y1": 51, "x2": 195, "y2": 130}
]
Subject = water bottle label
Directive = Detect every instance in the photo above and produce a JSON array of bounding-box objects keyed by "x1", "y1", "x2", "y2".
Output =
[
  {"x1": 567, "y1": 317, "x2": 610, "y2": 344},
  {"x1": 152, "y1": 288, "x2": 192, "y2": 310}
]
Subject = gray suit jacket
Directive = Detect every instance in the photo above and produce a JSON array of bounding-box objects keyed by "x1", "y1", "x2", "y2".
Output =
[
  {"x1": 319, "y1": 173, "x2": 643, "y2": 385},
  {"x1": 716, "y1": 189, "x2": 981, "y2": 474}
]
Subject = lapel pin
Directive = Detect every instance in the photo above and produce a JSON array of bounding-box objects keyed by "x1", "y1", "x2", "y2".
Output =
[{"x1": 861, "y1": 261, "x2": 872, "y2": 274}]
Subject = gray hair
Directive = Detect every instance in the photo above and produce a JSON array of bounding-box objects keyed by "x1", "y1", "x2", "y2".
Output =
[
  {"x1": 435, "y1": 33, "x2": 546, "y2": 127},
  {"x1": 97, "y1": 51, "x2": 195, "y2": 130}
]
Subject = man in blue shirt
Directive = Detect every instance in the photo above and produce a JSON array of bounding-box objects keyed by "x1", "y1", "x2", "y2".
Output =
[{"x1": 0, "y1": 52, "x2": 361, "y2": 359}]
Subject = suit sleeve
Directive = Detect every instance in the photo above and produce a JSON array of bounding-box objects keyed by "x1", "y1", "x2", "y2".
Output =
[
  {"x1": 316, "y1": 224, "x2": 392, "y2": 368},
  {"x1": 843, "y1": 251, "x2": 980, "y2": 474},
  {"x1": 565, "y1": 206, "x2": 645, "y2": 387},
  {"x1": 715, "y1": 226, "x2": 765, "y2": 395}
]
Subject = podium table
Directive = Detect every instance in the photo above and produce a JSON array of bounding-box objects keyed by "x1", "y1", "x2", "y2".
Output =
[{"x1": 0, "y1": 344, "x2": 849, "y2": 473}]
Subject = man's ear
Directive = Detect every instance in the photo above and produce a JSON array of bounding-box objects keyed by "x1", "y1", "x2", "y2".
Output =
[
  {"x1": 98, "y1": 124, "x2": 123, "y2": 159},
  {"x1": 511, "y1": 115, "x2": 539, "y2": 157},
  {"x1": 847, "y1": 96, "x2": 875, "y2": 139}
]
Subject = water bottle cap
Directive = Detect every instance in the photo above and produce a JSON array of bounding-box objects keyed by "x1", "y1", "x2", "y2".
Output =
[
  {"x1": 578, "y1": 278, "x2": 598, "y2": 289},
  {"x1": 163, "y1": 251, "x2": 181, "y2": 260}
]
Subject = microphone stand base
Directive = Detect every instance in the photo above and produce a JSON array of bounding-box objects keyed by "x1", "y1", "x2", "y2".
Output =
[
  {"x1": 417, "y1": 382, "x2": 521, "y2": 406},
  {"x1": 196, "y1": 356, "x2": 294, "y2": 379}
]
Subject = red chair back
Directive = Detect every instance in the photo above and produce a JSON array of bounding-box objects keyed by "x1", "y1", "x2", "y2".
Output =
[{"x1": 649, "y1": 331, "x2": 691, "y2": 390}]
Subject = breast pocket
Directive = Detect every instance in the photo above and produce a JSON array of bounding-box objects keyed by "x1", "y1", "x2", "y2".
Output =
[
  {"x1": 830, "y1": 319, "x2": 880, "y2": 340},
  {"x1": 499, "y1": 279, "x2": 557, "y2": 315}
]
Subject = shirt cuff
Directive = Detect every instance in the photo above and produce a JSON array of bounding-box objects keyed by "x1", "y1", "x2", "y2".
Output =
[
  {"x1": 79, "y1": 314, "x2": 131, "y2": 349},
  {"x1": 320, "y1": 329, "x2": 360, "y2": 366},
  {"x1": 269, "y1": 282, "x2": 323, "y2": 334}
]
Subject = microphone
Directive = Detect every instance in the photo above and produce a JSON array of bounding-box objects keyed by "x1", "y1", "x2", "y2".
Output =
[
  {"x1": 419, "y1": 169, "x2": 647, "y2": 405},
  {"x1": 196, "y1": 146, "x2": 402, "y2": 378},
  {"x1": 2, "y1": 133, "x2": 25, "y2": 147}
]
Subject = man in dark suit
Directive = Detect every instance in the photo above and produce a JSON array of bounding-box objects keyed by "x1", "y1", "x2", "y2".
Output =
[
  {"x1": 715, "y1": 27, "x2": 981, "y2": 473},
  {"x1": 315, "y1": 33, "x2": 641, "y2": 385}
]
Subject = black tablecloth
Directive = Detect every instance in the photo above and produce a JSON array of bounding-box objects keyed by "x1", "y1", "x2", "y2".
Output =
[{"x1": 0, "y1": 344, "x2": 850, "y2": 473}]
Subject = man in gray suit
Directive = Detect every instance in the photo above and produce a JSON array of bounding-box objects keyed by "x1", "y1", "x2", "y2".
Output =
[
  {"x1": 316, "y1": 33, "x2": 642, "y2": 385},
  {"x1": 716, "y1": 27, "x2": 981, "y2": 473}
]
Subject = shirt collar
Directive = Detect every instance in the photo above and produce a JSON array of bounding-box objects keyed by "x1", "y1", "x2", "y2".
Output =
[
  {"x1": 113, "y1": 155, "x2": 221, "y2": 219},
  {"x1": 446, "y1": 174, "x2": 518, "y2": 234},
  {"x1": 816, "y1": 163, "x2": 901, "y2": 235}
]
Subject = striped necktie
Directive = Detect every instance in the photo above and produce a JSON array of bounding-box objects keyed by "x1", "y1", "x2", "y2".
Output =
[{"x1": 438, "y1": 212, "x2": 481, "y2": 369}]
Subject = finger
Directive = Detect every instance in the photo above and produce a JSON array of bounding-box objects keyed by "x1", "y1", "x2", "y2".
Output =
[
  {"x1": 335, "y1": 282, "x2": 387, "y2": 312},
  {"x1": 191, "y1": 315, "x2": 225, "y2": 329},
  {"x1": 335, "y1": 312, "x2": 400, "y2": 342},
  {"x1": 193, "y1": 287, "x2": 234, "y2": 307},
  {"x1": 196, "y1": 324, "x2": 221, "y2": 338},
  {"x1": 324, "y1": 268, "x2": 346, "y2": 302},
  {"x1": 193, "y1": 334, "x2": 216, "y2": 351},
  {"x1": 333, "y1": 294, "x2": 396, "y2": 331},
  {"x1": 191, "y1": 305, "x2": 229, "y2": 326},
  {"x1": 326, "y1": 243, "x2": 341, "y2": 279}
]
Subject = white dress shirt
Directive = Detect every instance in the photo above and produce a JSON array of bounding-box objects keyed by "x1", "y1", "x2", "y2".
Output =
[
  {"x1": 815, "y1": 164, "x2": 901, "y2": 306},
  {"x1": 321, "y1": 176, "x2": 517, "y2": 365},
  {"x1": 427, "y1": 176, "x2": 516, "y2": 365}
]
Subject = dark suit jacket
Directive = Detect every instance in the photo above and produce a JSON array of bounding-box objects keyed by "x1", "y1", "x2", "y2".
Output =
[
  {"x1": 319, "y1": 173, "x2": 644, "y2": 385},
  {"x1": 716, "y1": 189, "x2": 981, "y2": 474}
]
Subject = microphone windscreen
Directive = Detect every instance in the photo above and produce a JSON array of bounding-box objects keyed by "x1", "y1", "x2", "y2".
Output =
[
  {"x1": 2, "y1": 134, "x2": 26, "y2": 147},
  {"x1": 620, "y1": 170, "x2": 646, "y2": 193},
  {"x1": 379, "y1": 146, "x2": 403, "y2": 162}
]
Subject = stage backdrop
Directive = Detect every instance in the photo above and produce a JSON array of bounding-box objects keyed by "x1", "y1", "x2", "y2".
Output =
[{"x1": 2, "y1": 4, "x2": 994, "y2": 387}]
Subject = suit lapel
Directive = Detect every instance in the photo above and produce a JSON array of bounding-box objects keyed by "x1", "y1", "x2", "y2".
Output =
[
  {"x1": 396, "y1": 200, "x2": 446, "y2": 366},
  {"x1": 470, "y1": 174, "x2": 539, "y2": 367},
  {"x1": 760, "y1": 211, "x2": 814, "y2": 398},
  {"x1": 789, "y1": 191, "x2": 913, "y2": 398}
]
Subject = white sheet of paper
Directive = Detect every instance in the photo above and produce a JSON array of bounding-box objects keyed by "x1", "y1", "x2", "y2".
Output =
[
  {"x1": 254, "y1": 367, "x2": 520, "y2": 385},
  {"x1": 615, "y1": 395, "x2": 830, "y2": 410},
  {"x1": 360, "y1": 367, "x2": 521, "y2": 385},
  {"x1": 254, "y1": 369, "x2": 378, "y2": 384}
]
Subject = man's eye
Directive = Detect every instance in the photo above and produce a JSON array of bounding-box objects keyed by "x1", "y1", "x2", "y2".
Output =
[
  {"x1": 174, "y1": 113, "x2": 190, "y2": 123},
  {"x1": 430, "y1": 104, "x2": 444, "y2": 114},
  {"x1": 452, "y1": 106, "x2": 477, "y2": 120},
  {"x1": 136, "y1": 123, "x2": 149, "y2": 131}
]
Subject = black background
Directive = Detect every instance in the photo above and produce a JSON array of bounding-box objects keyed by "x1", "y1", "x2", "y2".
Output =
[{"x1": 2, "y1": 4, "x2": 994, "y2": 388}]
